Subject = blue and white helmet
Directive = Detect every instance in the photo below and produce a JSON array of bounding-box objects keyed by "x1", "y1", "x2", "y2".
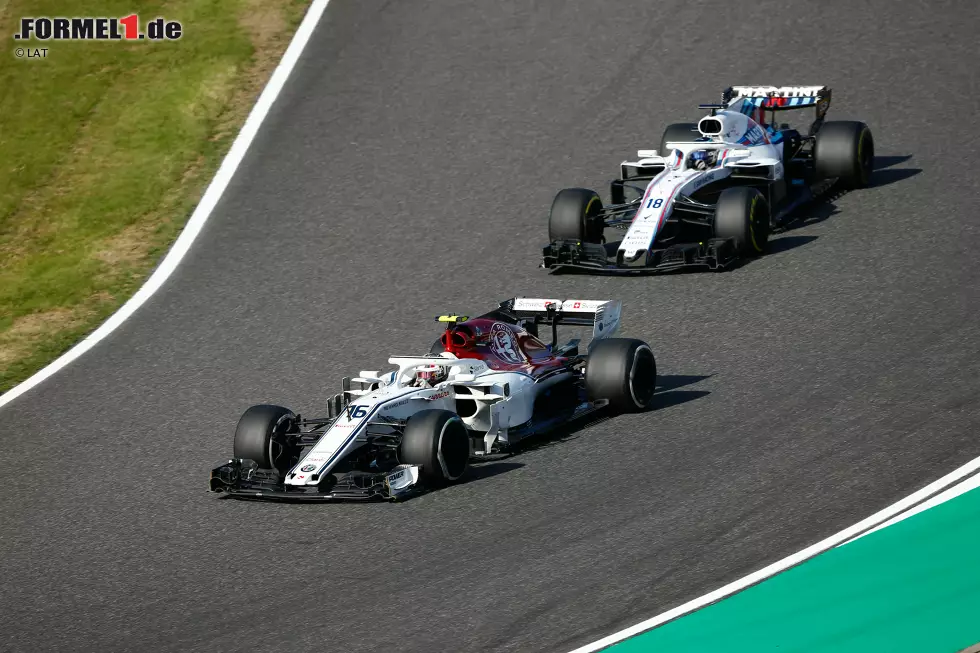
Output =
[{"x1": 686, "y1": 149, "x2": 716, "y2": 170}]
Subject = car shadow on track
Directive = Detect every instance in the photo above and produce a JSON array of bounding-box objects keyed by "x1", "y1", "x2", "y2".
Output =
[
  {"x1": 767, "y1": 234, "x2": 819, "y2": 254},
  {"x1": 772, "y1": 204, "x2": 838, "y2": 234},
  {"x1": 599, "y1": 230, "x2": 818, "y2": 276},
  {"x1": 501, "y1": 374, "x2": 713, "y2": 456},
  {"x1": 778, "y1": 155, "x2": 922, "y2": 234},
  {"x1": 464, "y1": 460, "x2": 525, "y2": 483},
  {"x1": 651, "y1": 373, "x2": 712, "y2": 412},
  {"x1": 252, "y1": 376, "x2": 711, "y2": 504},
  {"x1": 870, "y1": 166, "x2": 922, "y2": 187},
  {"x1": 601, "y1": 155, "x2": 921, "y2": 266},
  {"x1": 873, "y1": 154, "x2": 913, "y2": 170},
  {"x1": 376, "y1": 376, "x2": 712, "y2": 501}
]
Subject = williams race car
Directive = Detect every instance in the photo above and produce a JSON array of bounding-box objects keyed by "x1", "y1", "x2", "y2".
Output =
[
  {"x1": 542, "y1": 85, "x2": 875, "y2": 274},
  {"x1": 209, "y1": 297, "x2": 657, "y2": 501}
]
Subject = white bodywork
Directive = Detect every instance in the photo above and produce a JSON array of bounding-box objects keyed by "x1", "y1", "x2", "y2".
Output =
[
  {"x1": 284, "y1": 298, "x2": 621, "y2": 490},
  {"x1": 617, "y1": 96, "x2": 787, "y2": 262}
]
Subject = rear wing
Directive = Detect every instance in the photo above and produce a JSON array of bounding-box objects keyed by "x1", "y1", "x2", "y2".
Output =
[
  {"x1": 721, "y1": 85, "x2": 832, "y2": 125},
  {"x1": 488, "y1": 297, "x2": 622, "y2": 350}
]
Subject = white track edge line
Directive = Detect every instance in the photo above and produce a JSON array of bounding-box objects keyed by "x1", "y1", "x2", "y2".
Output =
[
  {"x1": 0, "y1": 0, "x2": 332, "y2": 411},
  {"x1": 842, "y1": 470, "x2": 980, "y2": 545},
  {"x1": 566, "y1": 453, "x2": 980, "y2": 653}
]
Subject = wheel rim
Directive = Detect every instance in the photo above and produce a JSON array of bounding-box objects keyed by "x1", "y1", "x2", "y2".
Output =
[
  {"x1": 748, "y1": 196, "x2": 762, "y2": 253},
  {"x1": 267, "y1": 415, "x2": 296, "y2": 473},
  {"x1": 585, "y1": 195, "x2": 603, "y2": 243},
  {"x1": 745, "y1": 193, "x2": 768, "y2": 254},
  {"x1": 859, "y1": 130, "x2": 874, "y2": 184},
  {"x1": 629, "y1": 346, "x2": 657, "y2": 408},
  {"x1": 436, "y1": 417, "x2": 469, "y2": 481}
]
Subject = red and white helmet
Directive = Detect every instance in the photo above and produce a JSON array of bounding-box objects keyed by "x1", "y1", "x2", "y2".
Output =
[{"x1": 416, "y1": 364, "x2": 447, "y2": 385}]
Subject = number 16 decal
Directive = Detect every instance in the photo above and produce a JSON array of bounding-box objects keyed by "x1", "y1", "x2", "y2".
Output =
[
  {"x1": 348, "y1": 405, "x2": 368, "y2": 419},
  {"x1": 646, "y1": 198, "x2": 664, "y2": 209}
]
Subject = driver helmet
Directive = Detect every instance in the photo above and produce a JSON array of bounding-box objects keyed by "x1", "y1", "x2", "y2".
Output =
[
  {"x1": 687, "y1": 149, "x2": 716, "y2": 171},
  {"x1": 416, "y1": 364, "x2": 447, "y2": 387}
]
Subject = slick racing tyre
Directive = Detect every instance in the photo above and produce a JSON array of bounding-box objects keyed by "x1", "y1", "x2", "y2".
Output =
[
  {"x1": 814, "y1": 121, "x2": 875, "y2": 189},
  {"x1": 233, "y1": 404, "x2": 300, "y2": 474},
  {"x1": 586, "y1": 338, "x2": 657, "y2": 413},
  {"x1": 713, "y1": 187, "x2": 770, "y2": 257},
  {"x1": 400, "y1": 409, "x2": 470, "y2": 485},
  {"x1": 660, "y1": 122, "x2": 699, "y2": 156},
  {"x1": 549, "y1": 188, "x2": 604, "y2": 244}
]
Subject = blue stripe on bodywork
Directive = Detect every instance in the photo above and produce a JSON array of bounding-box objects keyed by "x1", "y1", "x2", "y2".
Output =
[{"x1": 312, "y1": 393, "x2": 409, "y2": 476}]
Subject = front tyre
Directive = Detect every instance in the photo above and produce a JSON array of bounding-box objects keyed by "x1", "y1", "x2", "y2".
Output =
[
  {"x1": 233, "y1": 404, "x2": 299, "y2": 474},
  {"x1": 586, "y1": 338, "x2": 657, "y2": 413},
  {"x1": 549, "y1": 188, "x2": 604, "y2": 243},
  {"x1": 400, "y1": 409, "x2": 470, "y2": 485},
  {"x1": 814, "y1": 121, "x2": 875, "y2": 189},
  {"x1": 713, "y1": 187, "x2": 770, "y2": 257}
]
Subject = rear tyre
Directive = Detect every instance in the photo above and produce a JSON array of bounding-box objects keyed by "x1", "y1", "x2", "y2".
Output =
[
  {"x1": 586, "y1": 338, "x2": 657, "y2": 413},
  {"x1": 549, "y1": 188, "x2": 604, "y2": 243},
  {"x1": 233, "y1": 404, "x2": 299, "y2": 474},
  {"x1": 400, "y1": 409, "x2": 470, "y2": 485},
  {"x1": 814, "y1": 121, "x2": 875, "y2": 189},
  {"x1": 660, "y1": 122, "x2": 699, "y2": 156},
  {"x1": 713, "y1": 187, "x2": 770, "y2": 257}
]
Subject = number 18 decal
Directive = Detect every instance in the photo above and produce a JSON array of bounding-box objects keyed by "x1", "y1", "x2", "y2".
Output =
[{"x1": 646, "y1": 198, "x2": 664, "y2": 209}]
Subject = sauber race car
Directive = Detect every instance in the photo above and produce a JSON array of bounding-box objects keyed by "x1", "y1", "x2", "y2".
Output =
[
  {"x1": 209, "y1": 297, "x2": 657, "y2": 501},
  {"x1": 542, "y1": 85, "x2": 875, "y2": 274}
]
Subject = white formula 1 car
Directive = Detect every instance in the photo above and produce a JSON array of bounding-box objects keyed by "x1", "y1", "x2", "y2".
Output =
[
  {"x1": 209, "y1": 297, "x2": 657, "y2": 501},
  {"x1": 542, "y1": 85, "x2": 875, "y2": 274}
]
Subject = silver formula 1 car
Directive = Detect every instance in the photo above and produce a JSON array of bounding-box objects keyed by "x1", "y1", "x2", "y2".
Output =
[
  {"x1": 209, "y1": 297, "x2": 657, "y2": 501},
  {"x1": 542, "y1": 85, "x2": 875, "y2": 274}
]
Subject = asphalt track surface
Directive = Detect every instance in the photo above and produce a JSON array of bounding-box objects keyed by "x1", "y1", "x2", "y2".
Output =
[{"x1": 2, "y1": 2, "x2": 979, "y2": 651}]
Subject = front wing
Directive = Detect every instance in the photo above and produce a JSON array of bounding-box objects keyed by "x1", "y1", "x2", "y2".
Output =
[
  {"x1": 541, "y1": 238, "x2": 738, "y2": 275},
  {"x1": 209, "y1": 460, "x2": 423, "y2": 502}
]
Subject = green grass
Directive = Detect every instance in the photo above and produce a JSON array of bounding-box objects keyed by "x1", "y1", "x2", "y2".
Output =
[{"x1": 0, "y1": 0, "x2": 310, "y2": 392}]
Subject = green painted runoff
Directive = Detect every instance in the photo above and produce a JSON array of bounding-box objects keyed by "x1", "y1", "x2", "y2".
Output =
[{"x1": 608, "y1": 486, "x2": 980, "y2": 653}]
